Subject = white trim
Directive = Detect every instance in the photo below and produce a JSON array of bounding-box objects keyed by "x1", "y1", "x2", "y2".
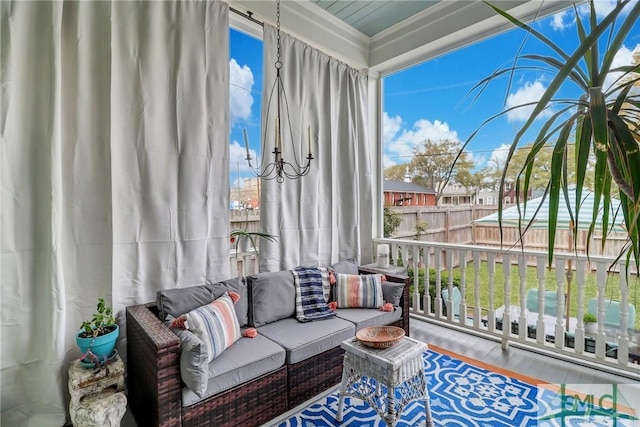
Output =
[
  {"x1": 370, "y1": 0, "x2": 574, "y2": 75},
  {"x1": 229, "y1": 0, "x2": 370, "y2": 71}
]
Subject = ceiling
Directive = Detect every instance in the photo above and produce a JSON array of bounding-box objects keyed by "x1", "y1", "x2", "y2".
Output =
[
  {"x1": 310, "y1": 0, "x2": 442, "y2": 38},
  {"x1": 230, "y1": 0, "x2": 573, "y2": 72}
]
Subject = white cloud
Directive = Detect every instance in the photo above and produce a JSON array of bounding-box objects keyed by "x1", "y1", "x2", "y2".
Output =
[
  {"x1": 505, "y1": 80, "x2": 553, "y2": 122},
  {"x1": 550, "y1": 10, "x2": 572, "y2": 31},
  {"x1": 229, "y1": 139, "x2": 258, "y2": 175},
  {"x1": 576, "y1": 0, "x2": 634, "y2": 19},
  {"x1": 604, "y1": 43, "x2": 640, "y2": 92},
  {"x1": 383, "y1": 112, "x2": 402, "y2": 144},
  {"x1": 385, "y1": 117, "x2": 459, "y2": 164},
  {"x1": 552, "y1": 1, "x2": 634, "y2": 32},
  {"x1": 489, "y1": 144, "x2": 511, "y2": 169},
  {"x1": 230, "y1": 58, "x2": 254, "y2": 126}
]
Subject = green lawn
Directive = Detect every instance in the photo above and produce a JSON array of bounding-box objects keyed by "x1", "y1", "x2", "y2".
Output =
[{"x1": 410, "y1": 263, "x2": 640, "y2": 330}]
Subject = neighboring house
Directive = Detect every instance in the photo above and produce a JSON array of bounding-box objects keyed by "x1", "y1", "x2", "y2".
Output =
[
  {"x1": 476, "y1": 182, "x2": 535, "y2": 206},
  {"x1": 384, "y1": 180, "x2": 436, "y2": 207},
  {"x1": 439, "y1": 183, "x2": 474, "y2": 206}
]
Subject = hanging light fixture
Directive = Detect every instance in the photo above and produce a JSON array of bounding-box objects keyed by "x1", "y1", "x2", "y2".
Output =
[{"x1": 243, "y1": 0, "x2": 313, "y2": 183}]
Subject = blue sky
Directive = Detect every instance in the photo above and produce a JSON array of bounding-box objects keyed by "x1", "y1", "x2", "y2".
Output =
[{"x1": 229, "y1": 2, "x2": 640, "y2": 186}]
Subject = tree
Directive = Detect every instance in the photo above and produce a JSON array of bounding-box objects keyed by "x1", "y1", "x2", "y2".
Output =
[
  {"x1": 384, "y1": 164, "x2": 409, "y2": 181},
  {"x1": 410, "y1": 139, "x2": 475, "y2": 203},
  {"x1": 383, "y1": 207, "x2": 402, "y2": 238}
]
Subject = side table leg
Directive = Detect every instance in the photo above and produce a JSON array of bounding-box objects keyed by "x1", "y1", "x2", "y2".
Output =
[
  {"x1": 422, "y1": 371, "x2": 434, "y2": 427},
  {"x1": 336, "y1": 367, "x2": 349, "y2": 422},
  {"x1": 385, "y1": 385, "x2": 397, "y2": 427}
]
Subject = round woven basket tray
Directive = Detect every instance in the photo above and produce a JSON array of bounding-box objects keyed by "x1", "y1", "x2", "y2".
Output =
[{"x1": 356, "y1": 326, "x2": 405, "y2": 349}]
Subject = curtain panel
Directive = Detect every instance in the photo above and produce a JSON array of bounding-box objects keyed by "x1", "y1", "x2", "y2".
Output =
[
  {"x1": 260, "y1": 25, "x2": 372, "y2": 272},
  {"x1": 0, "y1": 1, "x2": 230, "y2": 425}
]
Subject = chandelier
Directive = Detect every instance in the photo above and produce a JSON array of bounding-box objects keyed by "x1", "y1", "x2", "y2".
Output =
[{"x1": 243, "y1": 0, "x2": 314, "y2": 183}]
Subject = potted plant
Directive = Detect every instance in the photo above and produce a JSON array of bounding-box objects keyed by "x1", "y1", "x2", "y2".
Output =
[
  {"x1": 583, "y1": 312, "x2": 598, "y2": 334},
  {"x1": 453, "y1": 0, "x2": 640, "y2": 267},
  {"x1": 76, "y1": 298, "x2": 119, "y2": 365},
  {"x1": 230, "y1": 210, "x2": 277, "y2": 255}
]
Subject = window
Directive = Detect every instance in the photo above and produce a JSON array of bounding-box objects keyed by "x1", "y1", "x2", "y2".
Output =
[{"x1": 229, "y1": 28, "x2": 263, "y2": 246}]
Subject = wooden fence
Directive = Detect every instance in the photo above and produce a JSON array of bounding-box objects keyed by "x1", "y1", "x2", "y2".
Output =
[{"x1": 390, "y1": 205, "x2": 628, "y2": 260}]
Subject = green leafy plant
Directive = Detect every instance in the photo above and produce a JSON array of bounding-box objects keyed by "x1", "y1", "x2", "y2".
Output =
[
  {"x1": 79, "y1": 298, "x2": 116, "y2": 338},
  {"x1": 583, "y1": 312, "x2": 597, "y2": 324},
  {"x1": 230, "y1": 210, "x2": 277, "y2": 255},
  {"x1": 453, "y1": 0, "x2": 640, "y2": 267},
  {"x1": 384, "y1": 206, "x2": 402, "y2": 237}
]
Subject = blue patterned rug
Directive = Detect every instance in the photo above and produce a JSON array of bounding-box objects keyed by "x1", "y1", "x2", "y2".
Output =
[{"x1": 273, "y1": 348, "x2": 638, "y2": 427}]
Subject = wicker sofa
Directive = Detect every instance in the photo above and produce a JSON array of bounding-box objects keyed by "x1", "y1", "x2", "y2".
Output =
[{"x1": 126, "y1": 263, "x2": 410, "y2": 427}]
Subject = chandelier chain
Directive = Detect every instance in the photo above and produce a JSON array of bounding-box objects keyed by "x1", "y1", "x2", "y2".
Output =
[{"x1": 276, "y1": 0, "x2": 281, "y2": 67}]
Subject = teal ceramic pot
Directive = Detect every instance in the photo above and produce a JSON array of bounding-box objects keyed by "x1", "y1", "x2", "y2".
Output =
[{"x1": 76, "y1": 324, "x2": 119, "y2": 361}]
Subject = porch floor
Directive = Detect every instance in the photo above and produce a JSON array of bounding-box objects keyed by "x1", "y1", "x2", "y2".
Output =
[{"x1": 410, "y1": 315, "x2": 639, "y2": 384}]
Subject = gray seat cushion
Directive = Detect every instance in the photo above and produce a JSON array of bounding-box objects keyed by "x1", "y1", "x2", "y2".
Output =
[
  {"x1": 181, "y1": 334, "x2": 285, "y2": 407},
  {"x1": 335, "y1": 308, "x2": 402, "y2": 331},
  {"x1": 258, "y1": 317, "x2": 355, "y2": 364}
]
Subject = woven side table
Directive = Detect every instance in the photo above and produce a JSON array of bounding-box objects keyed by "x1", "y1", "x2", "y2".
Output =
[
  {"x1": 68, "y1": 353, "x2": 127, "y2": 427},
  {"x1": 337, "y1": 336, "x2": 433, "y2": 427}
]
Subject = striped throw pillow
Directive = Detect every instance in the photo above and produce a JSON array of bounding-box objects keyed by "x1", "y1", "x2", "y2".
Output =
[
  {"x1": 185, "y1": 293, "x2": 241, "y2": 362},
  {"x1": 335, "y1": 273, "x2": 384, "y2": 309}
]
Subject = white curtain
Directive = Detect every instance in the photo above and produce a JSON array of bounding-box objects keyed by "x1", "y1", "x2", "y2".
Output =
[
  {"x1": 1, "y1": 1, "x2": 230, "y2": 425},
  {"x1": 260, "y1": 25, "x2": 372, "y2": 272}
]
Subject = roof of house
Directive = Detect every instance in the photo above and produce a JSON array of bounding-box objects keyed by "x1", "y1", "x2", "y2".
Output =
[{"x1": 383, "y1": 180, "x2": 435, "y2": 194}]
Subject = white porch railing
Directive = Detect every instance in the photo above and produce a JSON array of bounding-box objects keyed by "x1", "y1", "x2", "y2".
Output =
[
  {"x1": 230, "y1": 248, "x2": 260, "y2": 277},
  {"x1": 373, "y1": 238, "x2": 640, "y2": 377}
]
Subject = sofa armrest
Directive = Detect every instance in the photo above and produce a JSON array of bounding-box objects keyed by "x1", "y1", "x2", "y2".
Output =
[
  {"x1": 358, "y1": 266, "x2": 410, "y2": 336},
  {"x1": 126, "y1": 303, "x2": 181, "y2": 427}
]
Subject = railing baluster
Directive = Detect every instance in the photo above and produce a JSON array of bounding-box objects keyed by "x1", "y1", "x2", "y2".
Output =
[
  {"x1": 473, "y1": 251, "x2": 482, "y2": 328},
  {"x1": 536, "y1": 257, "x2": 546, "y2": 344},
  {"x1": 555, "y1": 258, "x2": 566, "y2": 349},
  {"x1": 487, "y1": 253, "x2": 496, "y2": 333},
  {"x1": 459, "y1": 251, "x2": 467, "y2": 326},
  {"x1": 410, "y1": 244, "x2": 420, "y2": 313},
  {"x1": 423, "y1": 245, "x2": 431, "y2": 316},
  {"x1": 434, "y1": 248, "x2": 443, "y2": 319},
  {"x1": 595, "y1": 261, "x2": 607, "y2": 359},
  {"x1": 518, "y1": 255, "x2": 527, "y2": 340},
  {"x1": 412, "y1": 244, "x2": 421, "y2": 315},
  {"x1": 502, "y1": 254, "x2": 512, "y2": 349},
  {"x1": 446, "y1": 250, "x2": 454, "y2": 321},
  {"x1": 618, "y1": 263, "x2": 630, "y2": 364},
  {"x1": 574, "y1": 259, "x2": 586, "y2": 354}
]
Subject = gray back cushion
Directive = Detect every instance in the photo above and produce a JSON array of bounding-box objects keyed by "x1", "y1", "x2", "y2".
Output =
[
  {"x1": 156, "y1": 277, "x2": 249, "y2": 327},
  {"x1": 382, "y1": 281, "x2": 405, "y2": 306},
  {"x1": 330, "y1": 258, "x2": 359, "y2": 275},
  {"x1": 246, "y1": 270, "x2": 296, "y2": 327}
]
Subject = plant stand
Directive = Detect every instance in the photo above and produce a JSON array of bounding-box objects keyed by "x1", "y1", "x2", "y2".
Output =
[{"x1": 68, "y1": 353, "x2": 127, "y2": 427}]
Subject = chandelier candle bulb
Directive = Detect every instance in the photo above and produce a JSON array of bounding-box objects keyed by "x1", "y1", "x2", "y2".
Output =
[
  {"x1": 277, "y1": 117, "x2": 281, "y2": 153},
  {"x1": 308, "y1": 126, "x2": 311, "y2": 155}
]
